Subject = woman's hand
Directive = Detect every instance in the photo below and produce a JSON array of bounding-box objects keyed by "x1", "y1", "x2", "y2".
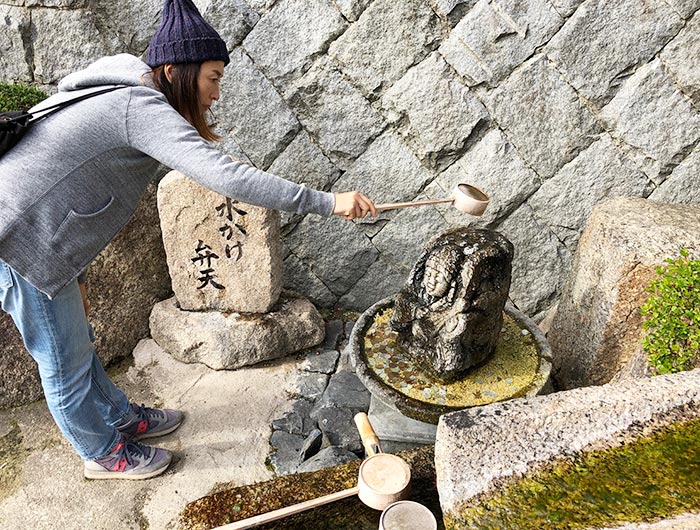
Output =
[{"x1": 333, "y1": 191, "x2": 377, "y2": 220}]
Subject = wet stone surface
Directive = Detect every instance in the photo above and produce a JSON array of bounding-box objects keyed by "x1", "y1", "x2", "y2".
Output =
[
  {"x1": 299, "y1": 350, "x2": 340, "y2": 375},
  {"x1": 366, "y1": 309, "x2": 540, "y2": 407},
  {"x1": 391, "y1": 228, "x2": 515, "y2": 382},
  {"x1": 269, "y1": 319, "x2": 374, "y2": 475},
  {"x1": 180, "y1": 446, "x2": 444, "y2": 530},
  {"x1": 271, "y1": 399, "x2": 316, "y2": 437},
  {"x1": 312, "y1": 370, "x2": 372, "y2": 413},
  {"x1": 290, "y1": 372, "x2": 330, "y2": 402},
  {"x1": 268, "y1": 312, "x2": 432, "y2": 474},
  {"x1": 269, "y1": 431, "x2": 306, "y2": 476},
  {"x1": 297, "y1": 446, "x2": 360, "y2": 474},
  {"x1": 298, "y1": 429, "x2": 323, "y2": 464}
]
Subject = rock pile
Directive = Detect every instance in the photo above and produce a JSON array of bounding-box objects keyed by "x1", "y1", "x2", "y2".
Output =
[{"x1": 268, "y1": 319, "x2": 376, "y2": 475}]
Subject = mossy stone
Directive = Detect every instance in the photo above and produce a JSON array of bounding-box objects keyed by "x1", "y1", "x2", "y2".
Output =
[
  {"x1": 179, "y1": 446, "x2": 444, "y2": 530},
  {"x1": 447, "y1": 417, "x2": 700, "y2": 529}
]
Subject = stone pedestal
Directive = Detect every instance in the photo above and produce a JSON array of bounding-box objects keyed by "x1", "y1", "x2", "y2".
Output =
[
  {"x1": 368, "y1": 396, "x2": 437, "y2": 444},
  {"x1": 149, "y1": 294, "x2": 325, "y2": 370}
]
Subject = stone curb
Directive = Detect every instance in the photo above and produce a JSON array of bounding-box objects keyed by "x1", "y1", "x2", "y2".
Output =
[{"x1": 435, "y1": 368, "x2": 700, "y2": 518}]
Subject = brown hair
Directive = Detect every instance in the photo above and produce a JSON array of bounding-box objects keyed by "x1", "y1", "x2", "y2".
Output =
[{"x1": 151, "y1": 63, "x2": 220, "y2": 142}]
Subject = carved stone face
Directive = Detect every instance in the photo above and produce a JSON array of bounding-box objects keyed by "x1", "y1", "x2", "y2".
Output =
[
  {"x1": 422, "y1": 246, "x2": 460, "y2": 298},
  {"x1": 423, "y1": 256, "x2": 450, "y2": 297},
  {"x1": 390, "y1": 227, "x2": 515, "y2": 382}
]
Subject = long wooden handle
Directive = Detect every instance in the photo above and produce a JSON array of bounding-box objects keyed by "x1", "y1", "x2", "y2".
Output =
[
  {"x1": 354, "y1": 412, "x2": 381, "y2": 456},
  {"x1": 213, "y1": 486, "x2": 360, "y2": 530},
  {"x1": 375, "y1": 198, "x2": 454, "y2": 211}
]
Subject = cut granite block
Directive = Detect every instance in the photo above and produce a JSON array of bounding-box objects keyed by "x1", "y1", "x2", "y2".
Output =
[{"x1": 483, "y1": 55, "x2": 602, "y2": 180}]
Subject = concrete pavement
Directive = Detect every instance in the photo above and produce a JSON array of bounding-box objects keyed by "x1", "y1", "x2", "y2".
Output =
[{"x1": 0, "y1": 339, "x2": 300, "y2": 530}]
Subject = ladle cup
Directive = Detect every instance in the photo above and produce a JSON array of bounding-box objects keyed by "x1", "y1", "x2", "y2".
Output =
[
  {"x1": 375, "y1": 183, "x2": 489, "y2": 216},
  {"x1": 379, "y1": 500, "x2": 438, "y2": 530},
  {"x1": 216, "y1": 414, "x2": 412, "y2": 529},
  {"x1": 354, "y1": 412, "x2": 412, "y2": 510}
]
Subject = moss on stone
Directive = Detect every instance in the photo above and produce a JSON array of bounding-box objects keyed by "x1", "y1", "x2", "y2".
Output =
[
  {"x1": 0, "y1": 422, "x2": 28, "y2": 502},
  {"x1": 364, "y1": 309, "x2": 540, "y2": 408},
  {"x1": 179, "y1": 445, "x2": 444, "y2": 530},
  {"x1": 318, "y1": 306, "x2": 362, "y2": 323},
  {"x1": 447, "y1": 417, "x2": 700, "y2": 529}
]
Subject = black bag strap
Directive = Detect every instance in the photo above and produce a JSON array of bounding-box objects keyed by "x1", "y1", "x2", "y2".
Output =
[{"x1": 28, "y1": 85, "x2": 127, "y2": 123}]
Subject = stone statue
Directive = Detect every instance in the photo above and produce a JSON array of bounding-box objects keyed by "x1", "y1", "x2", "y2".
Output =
[{"x1": 390, "y1": 228, "x2": 514, "y2": 382}]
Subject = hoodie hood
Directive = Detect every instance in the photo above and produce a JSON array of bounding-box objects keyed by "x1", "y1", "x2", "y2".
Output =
[{"x1": 58, "y1": 54, "x2": 153, "y2": 92}]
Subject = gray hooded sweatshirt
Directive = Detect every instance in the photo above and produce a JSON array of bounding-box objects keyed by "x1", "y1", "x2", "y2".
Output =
[{"x1": 0, "y1": 54, "x2": 335, "y2": 297}]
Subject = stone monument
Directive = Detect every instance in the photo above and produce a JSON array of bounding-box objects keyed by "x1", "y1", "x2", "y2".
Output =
[
  {"x1": 390, "y1": 228, "x2": 514, "y2": 382},
  {"x1": 149, "y1": 171, "x2": 325, "y2": 370},
  {"x1": 348, "y1": 226, "x2": 551, "y2": 427}
]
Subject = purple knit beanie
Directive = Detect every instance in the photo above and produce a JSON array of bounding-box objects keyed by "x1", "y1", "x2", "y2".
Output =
[{"x1": 146, "y1": 0, "x2": 230, "y2": 68}]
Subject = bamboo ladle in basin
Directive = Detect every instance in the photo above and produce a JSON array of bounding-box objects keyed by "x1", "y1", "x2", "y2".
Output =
[
  {"x1": 215, "y1": 414, "x2": 411, "y2": 529},
  {"x1": 375, "y1": 183, "x2": 489, "y2": 216}
]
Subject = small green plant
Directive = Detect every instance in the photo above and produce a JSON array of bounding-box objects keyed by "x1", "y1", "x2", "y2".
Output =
[
  {"x1": 640, "y1": 248, "x2": 700, "y2": 374},
  {"x1": 0, "y1": 83, "x2": 47, "y2": 113}
]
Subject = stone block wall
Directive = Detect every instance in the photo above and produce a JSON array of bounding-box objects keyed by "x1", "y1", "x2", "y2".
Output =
[{"x1": 1, "y1": 0, "x2": 698, "y2": 320}]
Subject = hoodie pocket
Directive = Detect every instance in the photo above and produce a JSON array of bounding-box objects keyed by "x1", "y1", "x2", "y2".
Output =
[{"x1": 51, "y1": 196, "x2": 117, "y2": 264}]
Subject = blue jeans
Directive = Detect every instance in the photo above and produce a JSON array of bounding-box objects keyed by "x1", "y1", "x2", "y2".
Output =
[{"x1": 0, "y1": 260, "x2": 130, "y2": 460}]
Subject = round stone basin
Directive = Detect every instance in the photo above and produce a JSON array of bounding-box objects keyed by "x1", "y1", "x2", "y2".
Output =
[{"x1": 348, "y1": 296, "x2": 552, "y2": 424}]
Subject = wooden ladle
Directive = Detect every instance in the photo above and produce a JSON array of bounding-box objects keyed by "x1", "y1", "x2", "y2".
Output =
[
  {"x1": 375, "y1": 183, "x2": 489, "y2": 216},
  {"x1": 215, "y1": 414, "x2": 411, "y2": 529}
]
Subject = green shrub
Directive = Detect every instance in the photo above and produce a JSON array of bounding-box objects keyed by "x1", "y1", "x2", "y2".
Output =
[
  {"x1": 0, "y1": 83, "x2": 48, "y2": 113},
  {"x1": 640, "y1": 248, "x2": 700, "y2": 374}
]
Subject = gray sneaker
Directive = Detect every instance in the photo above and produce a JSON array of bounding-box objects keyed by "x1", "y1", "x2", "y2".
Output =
[
  {"x1": 84, "y1": 438, "x2": 172, "y2": 480},
  {"x1": 117, "y1": 403, "x2": 183, "y2": 440}
]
